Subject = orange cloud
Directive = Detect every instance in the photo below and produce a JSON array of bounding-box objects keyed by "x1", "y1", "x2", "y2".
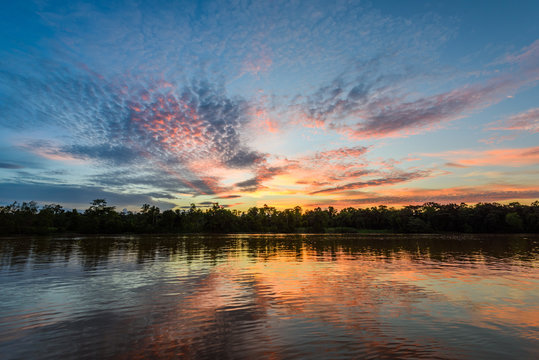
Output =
[
  {"x1": 232, "y1": 146, "x2": 375, "y2": 195},
  {"x1": 254, "y1": 108, "x2": 279, "y2": 133},
  {"x1": 18, "y1": 141, "x2": 85, "y2": 164},
  {"x1": 430, "y1": 146, "x2": 539, "y2": 167},
  {"x1": 306, "y1": 184, "x2": 539, "y2": 208}
]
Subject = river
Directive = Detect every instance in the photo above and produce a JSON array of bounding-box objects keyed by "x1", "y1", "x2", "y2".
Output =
[{"x1": 0, "y1": 234, "x2": 537, "y2": 359}]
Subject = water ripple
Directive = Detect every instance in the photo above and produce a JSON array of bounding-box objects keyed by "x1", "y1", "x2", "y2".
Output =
[{"x1": 0, "y1": 234, "x2": 538, "y2": 359}]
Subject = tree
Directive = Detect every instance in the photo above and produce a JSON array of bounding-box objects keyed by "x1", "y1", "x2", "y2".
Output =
[
  {"x1": 86, "y1": 199, "x2": 115, "y2": 215},
  {"x1": 84, "y1": 199, "x2": 119, "y2": 233},
  {"x1": 505, "y1": 212, "x2": 524, "y2": 232}
]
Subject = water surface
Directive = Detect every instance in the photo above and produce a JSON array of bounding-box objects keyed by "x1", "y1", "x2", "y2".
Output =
[{"x1": 1, "y1": 234, "x2": 538, "y2": 359}]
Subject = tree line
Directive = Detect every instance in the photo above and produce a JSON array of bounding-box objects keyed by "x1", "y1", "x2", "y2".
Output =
[{"x1": 0, "y1": 199, "x2": 538, "y2": 235}]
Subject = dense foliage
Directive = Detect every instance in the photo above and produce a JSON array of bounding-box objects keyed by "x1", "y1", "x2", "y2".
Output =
[{"x1": 1, "y1": 199, "x2": 538, "y2": 235}]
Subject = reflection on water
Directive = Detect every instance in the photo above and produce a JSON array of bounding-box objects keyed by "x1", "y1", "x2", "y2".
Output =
[{"x1": 0, "y1": 234, "x2": 538, "y2": 359}]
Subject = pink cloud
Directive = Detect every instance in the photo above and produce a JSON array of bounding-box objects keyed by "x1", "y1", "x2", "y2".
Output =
[
  {"x1": 233, "y1": 145, "x2": 433, "y2": 199},
  {"x1": 231, "y1": 146, "x2": 375, "y2": 194},
  {"x1": 430, "y1": 146, "x2": 539, "y2": 167},
  {"x1": 253, "y1": 108, "x2": 279, "y2": 133},
  {"x1": 18, "y1": 140, "x2": 86, "y2": 164},
  {"x1": 307, "y1": 184, "x2": 539, "y2": 208},
  {"x1": 488, "y1": 107, "x2": 539, "y2": 133}
]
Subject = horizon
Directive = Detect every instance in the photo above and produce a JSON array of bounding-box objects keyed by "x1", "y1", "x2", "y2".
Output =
[
  {"x1": 1, "y1": 0, "x2": 538, "y2": 212},
  {"x1": 2, "y1": 198, "x2": 538, "y2": 214}
]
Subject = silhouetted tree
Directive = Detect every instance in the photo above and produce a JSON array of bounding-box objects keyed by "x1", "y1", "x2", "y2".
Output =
[{"x1": 1, "y1": 199, "x2": 539, "y2": 235}]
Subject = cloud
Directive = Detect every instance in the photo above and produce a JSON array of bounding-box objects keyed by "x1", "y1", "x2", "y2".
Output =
[
  {"x1": 347, "y1": 74, "x2": 536, "y2": 139},
  {"x1": 18, "y1": 140, "x2": 84, "y2": 163},
  {"x1": 63, "y1": 144, "x2": 140, "y2": 165},
  {"x1": 234, "y1": 147, "x2": 373, "y2": 194},
  {"x1": 0, "y1": 182, "x2": 176, "y2": 210},
  {"x1": 0, "y1": 162, "x2": 24, "y2": 169},
  {"x1": 444, "y1": 162, "x2": 468, "y2": 168},
  {"x1": 220, "y1": 202, "x2": 243, "y2": 208},
  {"x1": 310, "y1": 170, "x2": 431, "y2": 195},
  {"x1": 293, "y1": 39, "x2": 539, "y2": 139},
  {"x1": 313, "y1": 146, "x2": 369, "y2": 160},
  {"x1": 234, "y1": 165, "x2": 287, "y2": 192},
  {"x1": 214, "y1": 194, "x2": 241, "y2": 199},
  {"x1": 428, "y1": 146, "x2": 539, "y2": 167},
  {"x1": 145, "y1": 192, "x2": 178, "y2": 200},
  {"x1": 290, "y1": 147, "x2": 373, "y2": 182},
  {"x1": 226, "y1": 145, "x2": 377, "y2": 196},
  {"x1": 2, "y1": 1, "x2": 538, "y2": 210},
  {"x1": 224, "y1": 149, "x2": 265, "y2": 168},
  {"x1": 251, "y1": 107, "x2": 280, "y2": 135},
  {"x1": 307, "y1": 185, "x2": 539, "y2": 208},
  {"x1": 370, "y1": 186, "x2": 539, "y2": 205},
  {"x1": 235, "y1": 178, "x2": 260, "y2": 189},
  {"x1": 478, "y1": 135, "x2": 518, "y2": 145},
  {"x1": 2, "y1": 64, "x2": 262, "y2": 195},
  {"x1": 504, "y1": 39, "x2": 539, "y2": 70},
  {"x1": 488, "y1": 107, "x2": 539, "y2": 133},
  {"x1": 123, "y1": 79, "x2": 261, "y2": 170},
  {"x1": 88, "y1": 168, "x2": 223, "y2": 197},
  {"x1": 198, "y1": 201, "x2": 215, "y2": 206},
  {"x1": 23, "y1": 0, "x2": 450, "y2": 87}
]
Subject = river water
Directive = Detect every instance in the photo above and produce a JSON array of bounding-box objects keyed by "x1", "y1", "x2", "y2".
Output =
[{"x1": 0, "y1": 234, "x2": 538, "y2": 359}]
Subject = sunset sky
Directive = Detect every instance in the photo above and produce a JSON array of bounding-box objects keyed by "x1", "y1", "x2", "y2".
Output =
[{"x1": 1, "y1": 0, "x2": 538, "y2": 211}]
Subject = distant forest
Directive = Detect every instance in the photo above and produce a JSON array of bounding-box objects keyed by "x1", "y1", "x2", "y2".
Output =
[
  {"x1": 0, "y1": 199, "x2": 539, "y2": 234},
  {"x1": 1, "y1": 199, "x2": 538, "y2": 235}
]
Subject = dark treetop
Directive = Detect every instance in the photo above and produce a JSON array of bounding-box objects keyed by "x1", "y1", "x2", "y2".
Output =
[{"x1": 1, "y1": 199, "x2": 538, "y2": 235}]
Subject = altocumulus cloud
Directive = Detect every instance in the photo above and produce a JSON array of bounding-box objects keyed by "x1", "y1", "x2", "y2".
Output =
[
  {"x1": 1, "y1": 62, "x2": 263, "y2": 196},
  {"x1": 1, "y1": 0, "x2": 538, "y2": 209},
  {"x1": 293, "y1": 40, "x2": 539, "y2": 139}
]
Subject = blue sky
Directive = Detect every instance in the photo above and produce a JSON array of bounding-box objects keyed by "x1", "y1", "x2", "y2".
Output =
[{"x1": 1, "y1": 0, "x2": 538, "y2": 210}]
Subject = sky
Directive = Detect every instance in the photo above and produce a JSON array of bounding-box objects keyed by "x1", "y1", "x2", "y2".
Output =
[{"x1": 0, "y1": 0, "x2": 538, "y2": 211}]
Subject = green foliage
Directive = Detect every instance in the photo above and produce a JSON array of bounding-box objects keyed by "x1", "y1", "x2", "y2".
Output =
[{"x1": 0, "y1": 199, "x2": 538, "y2": 235}]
